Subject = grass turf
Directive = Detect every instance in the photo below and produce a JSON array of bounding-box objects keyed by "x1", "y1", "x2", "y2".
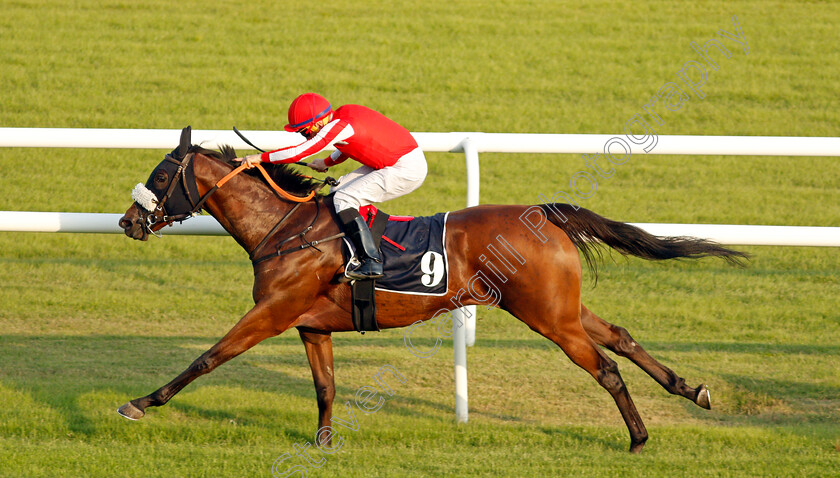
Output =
[{"x1": 1, "y1": 0, "x2": 839, "y2": 476}]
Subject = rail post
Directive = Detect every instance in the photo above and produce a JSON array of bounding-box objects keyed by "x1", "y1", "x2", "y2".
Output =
[{"x1": 459, "y1": 137, "x2": 479, "y2": 347}]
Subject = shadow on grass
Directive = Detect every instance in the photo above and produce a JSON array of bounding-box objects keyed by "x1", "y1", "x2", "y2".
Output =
[
  {"x1": 385, "y1": 335, "x2": 840, "y2": 357},
  {"x1": 643, "y1": 341, "x2": 840, "y2": 356},
  {"x1": 716, "y1": 374, "x2": 840, "y2": 400},
  {"x1": 536, "y1": 425, "x2": 627, "y2": 453},
  {"x1": 0, "y1": 334, "x2": 458, "y2": 440},
  {"x1": 2, "y1": 333, "x2": 836, "y2": 446}
]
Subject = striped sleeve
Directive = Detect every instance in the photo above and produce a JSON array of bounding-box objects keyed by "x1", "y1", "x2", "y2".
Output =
[
  {"x1": 261, "y1": 121, "x2": 355, "y2": 164},
  {"x1": 325, "y1": 150, "x2": 349, "y2": 167}
]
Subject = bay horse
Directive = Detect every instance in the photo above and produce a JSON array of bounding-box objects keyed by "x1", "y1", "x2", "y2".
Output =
[{"x1": 117, "y1": 127, "x2": 745, "y2": 453}]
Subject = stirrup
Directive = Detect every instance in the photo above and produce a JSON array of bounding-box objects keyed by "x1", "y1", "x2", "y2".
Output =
[{"x1": 345, "y1": 258, "x2": 384, "y2": 280}]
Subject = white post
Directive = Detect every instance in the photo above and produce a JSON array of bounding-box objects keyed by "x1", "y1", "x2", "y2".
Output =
[
  {"x1": 460, "y1": 138, "x2": 479, "y2": 347},
  {"x1": 452, "y1": 307, "x2": 469, "y2": 424},
  {"x1": 450, "y1": 137, "x2": 481, "y2": 425}
]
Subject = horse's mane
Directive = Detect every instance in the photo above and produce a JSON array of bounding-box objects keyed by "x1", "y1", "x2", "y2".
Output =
[{"x1": 189, "y1": 144, "x2": 322, "y2": 196}]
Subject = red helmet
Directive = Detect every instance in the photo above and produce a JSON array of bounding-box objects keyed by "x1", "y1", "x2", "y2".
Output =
[{"x1": 284, "y1": 93, "x2": 333, "y2": 132}]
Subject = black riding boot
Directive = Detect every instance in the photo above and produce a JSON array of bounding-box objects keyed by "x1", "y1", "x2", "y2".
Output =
[{"x1": 338, "y1": 209, "x2": 384, "y2": 280}]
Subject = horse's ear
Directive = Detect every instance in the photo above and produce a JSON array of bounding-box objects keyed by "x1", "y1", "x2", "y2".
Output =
[{"x1": 177, "y1": 126, "x2": 191, "y2": 158}]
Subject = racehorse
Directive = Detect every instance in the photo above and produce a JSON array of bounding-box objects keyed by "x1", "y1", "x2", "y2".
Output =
[{"x1": 117, "y1": 127, "x2": 746, "y2": 453}]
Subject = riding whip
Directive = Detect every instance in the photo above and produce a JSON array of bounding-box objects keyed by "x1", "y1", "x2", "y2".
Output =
[{"x1": 233, "y1": 126, "x2": 310, "y2": 167}]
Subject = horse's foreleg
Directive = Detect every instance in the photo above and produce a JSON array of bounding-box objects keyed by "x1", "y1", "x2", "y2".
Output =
[
  {"x1": 118, "y1": 301, "x2": 286, "y2": 420},
  {"x1": 298, "y1": 328, "x2": 336, "y2": 446},
  {"x1": 580, "y1": 305, "x2": 711, "y2": 409}
]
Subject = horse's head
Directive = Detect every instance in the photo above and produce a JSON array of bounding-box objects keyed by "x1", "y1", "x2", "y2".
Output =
[{"x1": 120, "y1": 126, "x2": 203, "y2": 240}]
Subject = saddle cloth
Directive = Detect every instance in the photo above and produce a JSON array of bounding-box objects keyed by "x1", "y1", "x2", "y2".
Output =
[{"x1": 349, "y1": 205, "x2": 450, "y2": 296}]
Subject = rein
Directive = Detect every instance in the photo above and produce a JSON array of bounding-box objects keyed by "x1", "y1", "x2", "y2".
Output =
[
  {"x1": 211, "y1": 162, "x2": 318, "y2": 204},
  {"x1": 153, "y1": 153, "x2": 321, "y2": 226},
  {"x1": 232, "y1": 127, "x2": 337, "y2": 187},
  {"x1": 145, "y1": 151, "x2": 344, "y2": 263}
]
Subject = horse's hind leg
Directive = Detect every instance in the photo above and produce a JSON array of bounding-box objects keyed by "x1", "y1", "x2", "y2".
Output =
[
  {"x1": 580, "y1": 305, "x2": 711, "y2": 410},
  {"x1": 517, "y1": 301, "x2": 649, "y2": 453},
  {"x1": 298, "y1": 328, "x2": 336, "y2": 446}
]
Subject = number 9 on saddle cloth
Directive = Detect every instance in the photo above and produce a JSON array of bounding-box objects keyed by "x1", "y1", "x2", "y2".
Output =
[{"x1": 344, "y1": 205, "x2": 449, "y2": 332}]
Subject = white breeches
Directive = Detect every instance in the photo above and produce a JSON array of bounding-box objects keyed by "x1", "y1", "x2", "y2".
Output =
[{"x1": 332, "y1": 148, "x2": 428, "y2": 213}]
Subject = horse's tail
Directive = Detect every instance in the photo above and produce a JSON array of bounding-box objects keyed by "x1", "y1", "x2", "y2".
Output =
[{"x1": 541, "y1": 204, "x2": 748, "y2": 279}]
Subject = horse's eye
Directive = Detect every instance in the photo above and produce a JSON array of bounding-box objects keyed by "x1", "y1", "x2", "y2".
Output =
[{"x1": 154, "y1": 170, "x2": 168, "y2": 185}]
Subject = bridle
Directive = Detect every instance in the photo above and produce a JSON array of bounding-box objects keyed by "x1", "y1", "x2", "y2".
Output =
[
  {"x1": 133, "y1": 149, "x2": 343, "y2": 263},
  {"x1": 135, "y1": 152, "x2": 201, "y2": 233}
]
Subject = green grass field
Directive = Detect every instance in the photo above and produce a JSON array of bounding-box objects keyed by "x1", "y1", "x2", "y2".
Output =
[{"x1": 1, "y1": 1, "x2": 839, "y2": 476}]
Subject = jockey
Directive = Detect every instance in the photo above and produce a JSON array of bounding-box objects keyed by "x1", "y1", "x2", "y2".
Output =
[{"x1": 237, "y1": 93, "x2": 428, "y2": 280}]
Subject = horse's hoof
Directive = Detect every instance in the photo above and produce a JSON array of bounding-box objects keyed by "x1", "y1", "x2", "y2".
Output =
[
  {"x1": 117, "y1": 402, "x2": 145, "y2": 420},
  {"x1": 629, "y1": 440, "x2": 646, "y2": 454},
  {"x1": 695, "y1": 384, "x2": 712, "y2": 410}
]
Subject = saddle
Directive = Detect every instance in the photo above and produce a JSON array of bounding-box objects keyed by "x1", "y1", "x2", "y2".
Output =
[{"x1": 345, "y1": 205, "x2": 450, "y2": 334}]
